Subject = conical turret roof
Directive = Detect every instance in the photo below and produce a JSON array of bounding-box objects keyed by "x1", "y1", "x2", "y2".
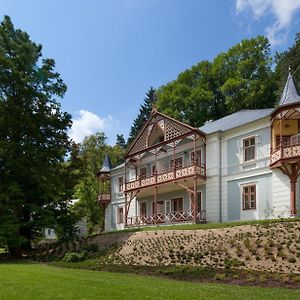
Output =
[
  {"x1": 98, "y1": 154, "x2": 112, "y2": 174},
  {"x1": 279, "y1": 71, "x2": 300, "y2": 106}
]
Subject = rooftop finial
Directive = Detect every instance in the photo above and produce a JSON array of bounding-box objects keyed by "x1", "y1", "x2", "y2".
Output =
[
  {"x1": 151, "y1": 105, "x2": 157, "y2": 114},
  {"x1": 279, "y1": 70, "x2": 300, "y2": 106}
]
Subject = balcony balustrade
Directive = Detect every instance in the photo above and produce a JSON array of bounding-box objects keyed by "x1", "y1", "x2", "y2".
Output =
[
  {"x1": 270, "y1": 134, "x2": 300, "y2": 165},
  {"x1": 97, "y1": 193, "x2": 111, "y2": 205},
  {"x1": 126, "y1": 209, "x2": 206, "y2": 227},
  {"x1": 125, "y1": 162, "x2": 206, "y2": 192}
]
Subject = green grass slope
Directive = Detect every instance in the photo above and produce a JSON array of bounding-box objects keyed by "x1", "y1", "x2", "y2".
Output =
[{"x1": 0, "y1": 262, "x2": 299, "y2": 300}]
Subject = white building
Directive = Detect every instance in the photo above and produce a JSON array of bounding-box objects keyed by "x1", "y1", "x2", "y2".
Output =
[{"x1": 99, "y1": 72, "x2": 300, "y2": 232}]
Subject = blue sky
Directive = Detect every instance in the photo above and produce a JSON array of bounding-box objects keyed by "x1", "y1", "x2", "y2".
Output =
[{"x1": 1, "y1": 0, "x2": 300, "y2": 144}]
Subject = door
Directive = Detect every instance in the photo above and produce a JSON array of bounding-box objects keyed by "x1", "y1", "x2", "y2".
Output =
[
  {"x1": 152, "y1": 201, "x2": 164, "y2": 214},
  {"x1": 170, "y1": 157, "x2": 183, "y2": 168},
  {"x1": 152, "y1": 201, "x2": 164, "y2": 223},
  {"x1": 196, "y1": 191, "x2": 202, "y2": 211},
  {"x1": 171, "y1": 198, "x2": 183, "y2": 212},
  {"x1": 140, "y1": 202, "x2": 147, "y2": 217}
]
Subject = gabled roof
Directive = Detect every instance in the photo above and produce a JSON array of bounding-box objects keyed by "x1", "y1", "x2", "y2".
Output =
[
  {"x1": 125, "y1": 109, "x2": 203, "y2": 157},
  {"x1": 279, "y1": 71, "x2": 300, "y2": 106},
  {"x1": 199, "y1": 109, "x2": 273, "y2": 134},
  {"x1": 98, "y1": 153, "x2": 112, "y2": 174}
]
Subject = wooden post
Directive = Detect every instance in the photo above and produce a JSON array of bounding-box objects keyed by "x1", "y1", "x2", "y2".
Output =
[
  {"x1": 193, "y1": 176, "x2": 197, "y2": 222},
  {"x1": 280, "y1": 113, "x2": 283, "y2": 144},
  {"x1": 155, "y1": 150, "x2": 157, "y2": 183},
  {"x1": 290, "y1": 164, "x2": 297, "y2": 216},
  {"x1": 193, "y1": 133, "x2": 196, "y2": 166},
  {"x1": 173, "y1": 141, "x2": 176, "y2": 179},
  {"x1": 125, "y1": 193, "x2": 128, "y2": 227},
  {"x1": 138, "y1": 154, "x2": 141, "y2": 186},
  {"x1": 154, "y1": 186, "x2": 157, "y2": 224},
  {"x1": 203, "y1": 135, "x2": 206, "y2": 177}
]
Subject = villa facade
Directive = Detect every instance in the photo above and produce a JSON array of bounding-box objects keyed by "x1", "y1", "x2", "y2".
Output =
[{"x1": 98, "y1": 72, "x2": 300, "y2": 232}]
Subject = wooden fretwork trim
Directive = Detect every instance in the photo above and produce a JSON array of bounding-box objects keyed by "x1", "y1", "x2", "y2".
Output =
[{"x1": 125, "y1": 110, "x2": 205, "y2": 157}]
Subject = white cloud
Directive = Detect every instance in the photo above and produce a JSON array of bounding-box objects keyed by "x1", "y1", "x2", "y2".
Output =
[
  {"x1": 70, "y1": 110, "x2": 116, "y2": 143},
  {"x1": 236, "y1": 0, "x2": 300, "y2": 45}
]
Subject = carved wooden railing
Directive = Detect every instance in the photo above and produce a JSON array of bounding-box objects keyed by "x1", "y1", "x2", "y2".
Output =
[
  {"x1": 126, "y1": 209, "x2": 206, "y2": 227},
  {"x1": 270, "y1": 142, "x2": 300, "y2": 165},
  {"x1": 97, "y1": 193, "x2": 111, "y2": 206},
  {"x1": 125, "y1": 162, "x2": 206, "y2": 192}
]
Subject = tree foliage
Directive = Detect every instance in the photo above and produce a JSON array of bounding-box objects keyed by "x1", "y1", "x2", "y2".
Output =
[
  {"x1": 275, "y1": 33, "x2": 300, "y2": 100},
  {"x1": 0, "y1": 16, "x2": 72, "y2": 256},
  {"x1": 127, "y1": 87, "x2": 156, "y2": 146},
  {"x1": 72, "y1": 132, "x2": 124, "y2": 232},
  {"x1": 116, "y1": 134, "x2": 126, "y2": 149},
  {"x1": 156, "y1": 36, "x2": 277, "y2": 127}
]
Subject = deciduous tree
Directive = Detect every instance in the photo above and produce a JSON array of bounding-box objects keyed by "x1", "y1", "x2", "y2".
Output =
[{"x1": 0, "y1": 16, "x2": 72, "y2": 257}]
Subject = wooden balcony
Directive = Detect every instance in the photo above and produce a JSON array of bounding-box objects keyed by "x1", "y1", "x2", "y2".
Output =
[
  {"x1": 126, "y1": 209, "x2": 206, "y2": 227},
  {"x1": 270, "y1": 138, "x2": 300, "y2": 167},
  {"x1": 125, "y1": 162, "x2": 206, "y2": 192},
  {"x1": 97, "y1": 193, "x2": 111, "y2": 207}
]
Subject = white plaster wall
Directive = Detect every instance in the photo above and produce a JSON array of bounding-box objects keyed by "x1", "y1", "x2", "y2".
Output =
[
  {"x1": 205, "y1": 175, "x2": 220, "y2": 222},
  {"x1": 272, "y1": 169, "x2": 291, "y2": 218},
  {"x1": 104, "y1": 203, "x2": 112, "y2": 232}
]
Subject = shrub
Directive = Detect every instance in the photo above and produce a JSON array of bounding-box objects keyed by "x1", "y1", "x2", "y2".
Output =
[
  {"x1": 62, "y1": 251, "x2": 87, "y2": 262},
  {"x1": 293, "y1": 276, "x2": 300, "y2": 283},
  {"x1": 84, "y1": 243, "x2": 98, "y2": 253},
  {"x1": 214, "y1": 273, "x2": 226, "y2": 281},
  {"x1": 224, "y1": 258, "x2": 244, "y2": 268},
  {"x1": 288, "y1": 257, "x2": 296, "y2": 263}
]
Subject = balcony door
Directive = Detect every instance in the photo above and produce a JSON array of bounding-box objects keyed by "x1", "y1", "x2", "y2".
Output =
[
  {"x1": 196, "y1": 191, "x2": 202, "y2": 210},
  {"x1": 170, "y1": 157, "x2": 183, "y2": 168},
  {"x1": 140, "y1": 202, "x2": 147, "y2": 217},
  {"x1": 152, "y1": 201, "x2": 164, "y2": 214},
  {"x1": 171, "y1": 197, "x2": 183, "y2": 212}
]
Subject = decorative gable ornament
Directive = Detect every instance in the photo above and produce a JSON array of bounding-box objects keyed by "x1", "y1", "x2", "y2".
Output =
[{"x1": 125, "y1": 110, "x2": 199, "y2": 157}]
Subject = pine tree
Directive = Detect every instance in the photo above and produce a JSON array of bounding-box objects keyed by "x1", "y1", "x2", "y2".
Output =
[
  {"x1": 275, "y1": 32, "x2": 300, "y2": 100},
  {"x1": 127, "y1": 87, "x2": 156, "y2": 146},
  {"x1": 116, "y1": 134, "x2": 126, "y2": 149}
]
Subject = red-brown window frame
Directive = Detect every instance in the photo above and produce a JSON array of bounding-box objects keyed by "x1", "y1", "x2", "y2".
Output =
[{"x1": 242, "y1": 185, "x2": 256, "y2": 210}]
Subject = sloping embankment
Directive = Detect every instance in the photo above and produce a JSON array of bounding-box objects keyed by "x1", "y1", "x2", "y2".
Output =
[{"x1": 98, "y1": 221, "x2": 300, "y2": 274}]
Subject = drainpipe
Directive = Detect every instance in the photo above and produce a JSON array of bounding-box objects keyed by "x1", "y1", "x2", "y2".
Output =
[{"x1": 218, "y1": 130, "x2": 222, "y2": 223}]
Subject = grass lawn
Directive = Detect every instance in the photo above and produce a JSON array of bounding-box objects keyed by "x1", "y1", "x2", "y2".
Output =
[{"x1": 0, "y1": 262, "x2": 299, "y2": 300}]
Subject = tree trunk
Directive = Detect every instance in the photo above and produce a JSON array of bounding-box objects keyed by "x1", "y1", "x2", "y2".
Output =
[{"x1": 8, "y1": 246, "x2": 22, "y2": 259}]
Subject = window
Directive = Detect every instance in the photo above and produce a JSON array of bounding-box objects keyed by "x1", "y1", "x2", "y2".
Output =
[
  {"x1": 276, "y1": 136, "x2": 290, "y2": 146},
  {"x1": 118, "y1": 176, "x2": 124, "y2": 193},
  {"x1": 140, "y1": 167, "x2": 147, "y2": 179},
  {"x1": 243, "y1": 137, "x2": 255, "y2": 161},
  {"x1": 242, "y1": 185, "x2": 256, "y2": 210},
  {"x1": 191, "y1": 150, "x2": 201, "y2": 165},
  {"x1": 117, "y1": 207, "x2": 124, "y2": 223},
  {"x1": 170, "y1": 157, "x2": 183, "y2": 168},
  {"x1": 152, "y1": 165, "x2": 157, "y2": 175}
]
